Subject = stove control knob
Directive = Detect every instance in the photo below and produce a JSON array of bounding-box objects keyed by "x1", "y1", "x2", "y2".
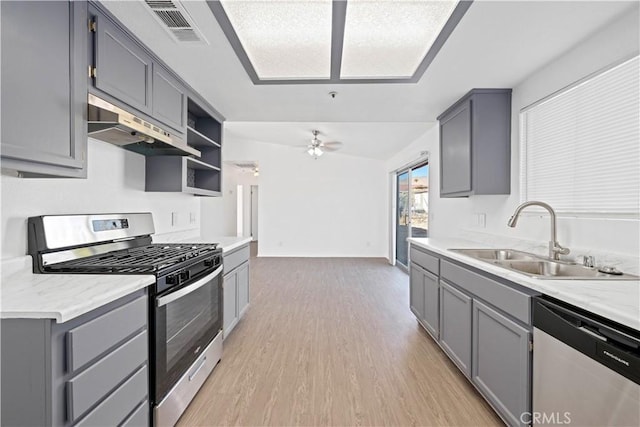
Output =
[
  {"x1": 204, "y1": 258, "x2": 214, "y2": 267},
  {"x1": 166, "y1": 274, "x2": 179, "y2": 285},
  {"x1": 179, "y1": 271, "x2": 190, "y2": 281}
]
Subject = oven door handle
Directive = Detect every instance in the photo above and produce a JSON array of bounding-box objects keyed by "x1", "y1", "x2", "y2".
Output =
[{"x1": 157, "y1": 265, "x2": 223, "y2": 307}]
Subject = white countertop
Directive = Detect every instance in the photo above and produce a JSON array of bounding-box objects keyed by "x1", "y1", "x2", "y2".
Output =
[
  {"x1": 0, "y1": 256, "x2": 154, "y2": 323},
  {"x1": 0, "y1": 236, "x2": 251, "y2": 323},
  {"x1": 409, "y1": 237, "x2": 640, "y2": 331},
  {"x1": 153, "y1": 234, "x2": 252, "y2": 253}
]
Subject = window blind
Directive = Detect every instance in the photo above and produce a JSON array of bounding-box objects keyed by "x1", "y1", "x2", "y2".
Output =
[{"x1": 520, "y1": 56, "x2": 639, "y2": 215}]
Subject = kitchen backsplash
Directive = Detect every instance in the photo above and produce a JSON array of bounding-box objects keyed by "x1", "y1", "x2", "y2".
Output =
[{"x1": 0, "y1": 139, "x2": 200, "y2": 259}]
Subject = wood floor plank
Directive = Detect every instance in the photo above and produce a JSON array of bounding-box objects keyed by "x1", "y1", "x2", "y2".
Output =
[{"x1": 177, "y1": 254, "x2": 502, "y2": 426}]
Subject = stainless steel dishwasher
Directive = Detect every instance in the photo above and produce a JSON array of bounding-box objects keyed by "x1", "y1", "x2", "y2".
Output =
[{"x1": 532, "y1": 297, "x2": 640, "y2": 426}]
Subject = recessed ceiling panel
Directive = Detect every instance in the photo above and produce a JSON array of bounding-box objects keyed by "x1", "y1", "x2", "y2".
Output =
[
  {"x1": 340, "y1": 0, "x2": 459, "y2": 79},
  {"x1": 220, "y1": 0, "x2": 332, "y2": 80}
]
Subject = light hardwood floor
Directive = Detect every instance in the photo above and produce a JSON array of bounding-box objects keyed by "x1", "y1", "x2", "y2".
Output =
[{"x1": 178, "y1": 254, "x2": 502, "y2": 426}]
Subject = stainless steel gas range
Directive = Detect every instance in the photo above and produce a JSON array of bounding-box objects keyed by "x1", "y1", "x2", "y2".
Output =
[{"x1": 28, "y1": 213, "x2": 223, "y2": 427}]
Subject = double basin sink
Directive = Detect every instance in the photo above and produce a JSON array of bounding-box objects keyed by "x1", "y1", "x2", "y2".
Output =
[{"x1": 450, "y1": 249, "x2": 638, "y2": 280}]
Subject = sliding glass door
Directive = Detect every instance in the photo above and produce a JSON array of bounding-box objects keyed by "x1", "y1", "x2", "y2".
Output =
[
  {"x1": 396, "y1": 162, "x2": 429, "y2": 267},
  {"x1": 396, "y1": 171, "x2": 410, "y2": 266}
]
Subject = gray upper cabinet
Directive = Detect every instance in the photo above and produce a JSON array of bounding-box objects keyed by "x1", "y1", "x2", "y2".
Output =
[
  {"x1": 438, "y1": 89, "x2": 512, "y2": 197},
  {"x1": 152, "y1": 65, "x2": 187, "y2": 133},
  {"x1": 439, "y1": 280, "x2": 472, "y2": 377},
  {"x1": 1, "y1": 0, "x2": 87, "y2": 178},
  {"x1": 93, "y1": 12, "x2": 153, "y2": 115},
  {"x1": 440, "y1": 99, "x2": 472, "y2": 195},
  {"x1": 472, "y1": 299, "x2": 531, "y2": 427}
]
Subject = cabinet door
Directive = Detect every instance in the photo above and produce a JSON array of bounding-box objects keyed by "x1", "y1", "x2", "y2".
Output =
[
  {"x1": 1, "y1": 0, "x2": 87, "y2": 177},
  {"x1": 440, "y1": 98, "x2": 472, "y2": 196},
  {"x1": 439, "y1": 280, "x2": 472, "y2": 377},
  {"x1": 422, "y1": 270, "x2": 440, "y2": 339},
  {"x1": 237, "y1": 263, "x2": 250, "y2": 319},
  {"x1": 94, "y1": 13, "x2": 152, "y2": 114},
  {"x1": 472, "y1": 300, "x2": 531, "y2": 427},
  {"x1": 152, "y1": 65, "x2": 186, "y2": 132},
  {"x1": 409, "y1": 264, "x2": 425, "y2": 321},
  {"x1": 223, "y1": 272, "x2": 238, "y2": 338}
]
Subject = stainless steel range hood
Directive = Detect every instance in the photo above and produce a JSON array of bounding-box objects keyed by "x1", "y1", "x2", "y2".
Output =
[{"x1": 88, "y1": 94, "x2": 200, "y2": 157}]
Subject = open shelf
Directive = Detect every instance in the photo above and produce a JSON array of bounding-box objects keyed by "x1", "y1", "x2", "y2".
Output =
[
  {"x1": 145, "y1": 95, "x2": 223, "y2": 197},
  {"x1": 187, "y1": 126, "x2": 221, "y2": 148},
  {"x1": 186, "y1": 157, "x2": 220, "y2": 171}
]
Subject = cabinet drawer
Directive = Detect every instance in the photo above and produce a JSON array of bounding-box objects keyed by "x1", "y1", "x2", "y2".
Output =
[
  {"x1": 441, "y1": 260, "x2": 533, "y2": 324},
  {"x1": 121, "y1": 400, "x2": 149, "y2": 427},
  {"x1": 67, "y1": 330, "x2": 147, "y2": 421},
  {"x1": 67, "y1": 295, "x2": 147, "y2": 372},
  {"x1": 224, "y1": 245, "x2": 250, "y2": 273},
  {"x1": 75, "y1": 365, "x2": 148, "y2": 427},
  {"x1": 411, "y1": 246, "x2": 439, "y2": 275}
]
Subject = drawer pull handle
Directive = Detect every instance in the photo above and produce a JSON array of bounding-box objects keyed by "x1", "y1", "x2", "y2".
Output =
[{"x1": 189, "y1": 356, "x2": 207, "y2": 381}]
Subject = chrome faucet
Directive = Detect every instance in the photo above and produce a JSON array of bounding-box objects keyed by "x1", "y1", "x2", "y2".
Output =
[{"x1": 507, "y1": 201, "x2": 570, "y2": 260}]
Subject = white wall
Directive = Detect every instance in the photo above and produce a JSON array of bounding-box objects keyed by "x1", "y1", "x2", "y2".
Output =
[
  {"x1": 1, "y1": 139, "x2": 200, "y2": 259},
  {"x1": 386, "y1": 9, "x2": 640, "y2": 267},
  {"x1": 205, "y1": 131, "x2": 388, "y2": 257},
  {"x1": 199, "y1": 163, "x2": 258, "y2": 238}
]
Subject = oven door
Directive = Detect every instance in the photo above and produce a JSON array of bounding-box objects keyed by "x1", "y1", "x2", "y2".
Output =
[{"x1": 153, "y1": 265, "x2": 223, "y2": 401}]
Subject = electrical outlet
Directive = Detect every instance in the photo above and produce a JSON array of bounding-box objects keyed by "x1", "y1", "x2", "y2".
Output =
[
  {"x1": 171, "y1": 212, "x2": 179, "y2": 227},
  {"x1": 189, "y1": 212, "x2": 196, "y2": 224},
  {"x1": 473, "y1": 213, "x2": 486, "y2": 228}
]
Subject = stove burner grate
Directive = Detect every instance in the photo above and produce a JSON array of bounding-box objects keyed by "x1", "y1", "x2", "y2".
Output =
[{"x1": 44, "y1": 243, "x2": 218, "y2": 274}]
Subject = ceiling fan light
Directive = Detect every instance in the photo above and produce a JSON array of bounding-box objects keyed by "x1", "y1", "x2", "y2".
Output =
[{"x1": 307, "y1": 146, "x2": 323, "y2": 158}]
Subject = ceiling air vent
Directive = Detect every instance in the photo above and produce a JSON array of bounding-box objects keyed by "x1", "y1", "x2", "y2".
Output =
[{"x1": 144, "y1": 0, "x2": 208, "y2": 44}]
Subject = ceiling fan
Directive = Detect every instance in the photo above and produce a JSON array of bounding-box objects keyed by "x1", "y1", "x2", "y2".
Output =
[{"x1": 306, "y1": 130, "x2": 342, "y2": 159}]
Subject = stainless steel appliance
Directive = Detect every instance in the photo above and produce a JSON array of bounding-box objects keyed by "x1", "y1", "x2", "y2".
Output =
[
  {"x1": 533, "y1": 297, "x2": 640, "y2": 426},
  {"x1": 28, "y1": 213, "x2": 223, "y2": 427},
  {"x1": 88, "y1": 94, "x2": 200, "y2": 157}
]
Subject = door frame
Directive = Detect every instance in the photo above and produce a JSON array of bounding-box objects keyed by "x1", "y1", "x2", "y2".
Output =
[{"x1": 389, "y1": 154, "x2": 430, "y2": 270}]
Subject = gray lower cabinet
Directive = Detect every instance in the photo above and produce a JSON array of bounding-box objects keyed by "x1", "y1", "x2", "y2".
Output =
[
  {"x1": 409, "y1": 247, "x2": 440, "y2": 340},
  {"x1": 438, "y1": 89, "x2": 512, "y2": 197},
  {"x1": 93, "y1": 10, "x2": 153, "y2": 115},
  {"x1": 472, "y1": 299, "x2": 531, "y2": 427},
  {"x1": 439, "y1": 280, "x2": 473, "y2": 377},
  {"x1": 0, "y1": 291, "x2": 149, "y2": 427},
  {"x1": 409, "y1": 264, "x2": 425, "y2": 321},
  {"x1": 422, "y1": 270, "x2": 440, "y2": 339},
  {"x1": 152, "y1": 65, "x2": 187, "y2": 133},
  {"x1": 223, "y1": 269, "x2": 239, "y2": 336},
  {"x1": 223, "y1": 244, "x2": 251, "y2": 339},
  {"x1": 237, "y1": 263, "x2": 250, "y2": 318},
  {"x1": 1, "y1": 0, "x2": 87, "y2": 178},
  {"x1": 409, "y1": 245, "x2": 538, "y2": 426},
  {"x1": 409, "y1": 263, "x2": 439, "y2": 339}
]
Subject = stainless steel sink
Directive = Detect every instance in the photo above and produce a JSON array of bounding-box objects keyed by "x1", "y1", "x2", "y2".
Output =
[
  {"x1": 450, "y1": 249, "x2": 638, "y2": 280},
  {"x1": 451, "y1": 248, "x2": 539, "y2": 261}
]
